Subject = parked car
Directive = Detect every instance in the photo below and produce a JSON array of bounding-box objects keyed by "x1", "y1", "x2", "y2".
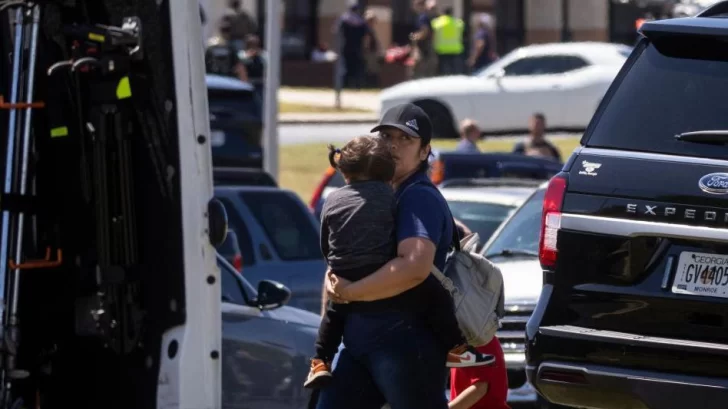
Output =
[
  {"x1": 480, "y1": 184, "x2": 546, "y2": 407},
  {"x1": 429, "y1": 151, "x2": 562, "y2": 186},
  {"x1": 527, "y1": 7, "x2": 728, "y2": 409},
  {"x1": 207, "y1": 74, "x2": 263, "y2": 168},
  {"x1": 379, "y1": 42, "x2": 631, "y2": 138},
  {"x1": 309, "y1": 152, "x2": 561, "y2": 220},
  {"x1": 216, "y1": 185, "x2": 326, "y2": 314},
  {"x1": 219, "y1": 254, "x2": 319, "y2": 409},
  {"x1": 440, "y1": 178, "x2": 540, "y2": 247}
]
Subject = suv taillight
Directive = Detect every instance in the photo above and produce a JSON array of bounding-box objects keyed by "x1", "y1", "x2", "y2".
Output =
[{"x1": 539, "y1": 175, "x2": 567, "y2": 269}]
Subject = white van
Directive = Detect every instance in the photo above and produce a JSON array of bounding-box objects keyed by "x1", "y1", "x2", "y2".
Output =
[{"x1": 0, "y1": 1, "x2": 220, "y2": 408}]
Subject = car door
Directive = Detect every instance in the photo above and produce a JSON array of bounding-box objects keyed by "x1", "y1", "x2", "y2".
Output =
[
  {"x1": 220, "y1": 259, "x2": 299, "y2": 409},
  {"x1": 474, "y1": 55, "x2": 570, "y2": 131}
]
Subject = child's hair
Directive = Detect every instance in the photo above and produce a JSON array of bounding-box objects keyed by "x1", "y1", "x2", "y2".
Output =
[{"x1": 328, "y1": 136, "x2": 395, "y2": 182}]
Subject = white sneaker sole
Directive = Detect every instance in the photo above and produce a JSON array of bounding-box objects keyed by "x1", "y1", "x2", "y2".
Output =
[{"x1": 446, "y1": 356, "x2": 496, "y2": 368}]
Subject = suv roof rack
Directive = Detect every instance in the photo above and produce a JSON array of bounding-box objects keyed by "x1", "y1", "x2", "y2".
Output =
[
  {"x1": 697, "y1": 1, "x2": 728, "y2": 18},
  {"x1": 439, "y1": 177, "x2": 545, "y2": 189}
]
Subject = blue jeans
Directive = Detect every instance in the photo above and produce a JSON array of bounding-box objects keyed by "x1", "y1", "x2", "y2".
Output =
[{"x1": 316, "y1": 311, "x2": 449, "y2": 409}]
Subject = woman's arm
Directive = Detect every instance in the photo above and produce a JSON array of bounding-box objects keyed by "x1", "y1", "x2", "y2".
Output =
[
  {"x1": 448, "y1": 382, "x2": 489, "y2": 409},
  {"x1": 340, "y1": 236, "x2": 435, "y2": 302},
  {"x1": 335, "y1": 185, "x2": 446, "y2": 302}
]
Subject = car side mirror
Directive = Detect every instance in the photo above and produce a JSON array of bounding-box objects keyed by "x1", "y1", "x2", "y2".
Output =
[
  {"x1": 208, "y1": 198, "x2": 228, "y2": 248},
  {"x1": 254, "y1": 280, "x2": 291, "y2": 311}
]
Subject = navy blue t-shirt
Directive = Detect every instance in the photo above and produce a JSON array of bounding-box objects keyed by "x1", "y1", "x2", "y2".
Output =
[{"x1": 394, "y1": 171, "x2": 453, "y2": 273}]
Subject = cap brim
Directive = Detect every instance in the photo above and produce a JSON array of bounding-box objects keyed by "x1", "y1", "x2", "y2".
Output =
[{"x1": 370, "y1": 123, "x2": 422, "y2": 139}]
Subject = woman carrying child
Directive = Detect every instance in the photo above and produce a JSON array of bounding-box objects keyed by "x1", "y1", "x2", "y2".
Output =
[{"x1": 309, "y1": 103, "x2": 494, "y2": 409}]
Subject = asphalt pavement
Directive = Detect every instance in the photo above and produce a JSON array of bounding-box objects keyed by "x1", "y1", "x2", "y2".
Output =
[
  {"x1": 280, "y1": 122, "x2": 378, "y2": 145},
  {"x1": 279, "y1": 123, "x2": 581, "y2": 146}
]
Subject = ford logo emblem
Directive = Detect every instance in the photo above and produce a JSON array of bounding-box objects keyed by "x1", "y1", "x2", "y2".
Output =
[{"x1": 698, "y1": 173, "x2": 728, "y2": 195}]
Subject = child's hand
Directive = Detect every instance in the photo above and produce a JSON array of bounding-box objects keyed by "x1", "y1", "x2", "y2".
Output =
[{"x1": 325, "y1": 271, "x2": 352, "y2": 304}]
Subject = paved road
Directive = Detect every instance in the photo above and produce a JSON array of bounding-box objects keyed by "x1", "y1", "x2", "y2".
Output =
[
  {"x1": 280, "y1": 122, "x2": 378, "y2": 145},
  {"x1": 279, "y1": 123, "x2": 581, "y2": 146}
]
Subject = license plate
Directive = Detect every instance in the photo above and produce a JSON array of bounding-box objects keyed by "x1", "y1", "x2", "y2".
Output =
[
  {"x1": 672, "y1": 251, "x2": 728, "y2": 299},
  {"x1": 210, "y1": 130, "x2": 225, "y2": 147}
]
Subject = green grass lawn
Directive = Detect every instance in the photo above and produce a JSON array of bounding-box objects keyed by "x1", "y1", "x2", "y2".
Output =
[{"x1": 280, "y1": 137, "x2": 581, "y2": 202}]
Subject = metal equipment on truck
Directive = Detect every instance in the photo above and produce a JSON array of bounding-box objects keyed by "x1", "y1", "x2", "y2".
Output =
[{"x1": 0, "y1": 1, "x2": 222, "y2": 408}]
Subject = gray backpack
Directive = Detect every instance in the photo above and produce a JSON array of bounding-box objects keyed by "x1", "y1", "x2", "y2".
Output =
[
  {"x1": 398, "y1": 182, "x2": 505, "y2": 347},
  {"x1": 433, "y1": 231, "x2": 505, "y2": 347}
]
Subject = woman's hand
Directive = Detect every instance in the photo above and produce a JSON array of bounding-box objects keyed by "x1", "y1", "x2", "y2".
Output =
[{"x1": 325, "y1": 271, "x2": 353, "y2": 303}]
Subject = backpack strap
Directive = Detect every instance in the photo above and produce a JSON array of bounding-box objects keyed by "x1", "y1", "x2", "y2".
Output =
[{"x1": 397, "y1": 180, "x2": 461, "y2": 252}]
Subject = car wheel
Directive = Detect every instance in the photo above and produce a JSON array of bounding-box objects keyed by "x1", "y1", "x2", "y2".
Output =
[{"x1": 413, "y1": 99, "x2": 457, "y2": 139}]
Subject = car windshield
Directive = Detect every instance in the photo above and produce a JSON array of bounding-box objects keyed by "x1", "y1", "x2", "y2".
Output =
[
  {"x1": 218, "y1": 255, "x2": 255, "y2": 302},
  {"x1": 447, "y1": 200, "x2": 516, "y2": 243},
  {"x1": 481, "y1": 189, "x2": 545, "y2": 258},
  {"x1": 239, "y1": 191, "x2": 321, "y2": 261}
]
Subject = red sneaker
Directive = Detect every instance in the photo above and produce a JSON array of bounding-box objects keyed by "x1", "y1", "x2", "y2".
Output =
[{"x1": 447, "y1": 344, "x2": 495, "y2": 368}]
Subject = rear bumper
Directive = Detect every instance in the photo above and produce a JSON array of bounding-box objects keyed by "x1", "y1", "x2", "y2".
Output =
[
  {"x1": 527, "y1": 361, "x2": 728, "y2": 409},
  {"x1": 527, "y1": 325, "x2": 728, "y2": 409}
]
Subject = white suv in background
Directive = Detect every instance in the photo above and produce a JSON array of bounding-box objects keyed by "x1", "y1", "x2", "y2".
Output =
[{"x1": 480, "y1": 184, "x2": 547, "y2": 407}]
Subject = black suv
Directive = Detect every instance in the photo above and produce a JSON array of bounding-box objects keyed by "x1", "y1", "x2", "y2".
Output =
[{"x1": 526, "y1": 4, "x2": 728, "y2": 409}]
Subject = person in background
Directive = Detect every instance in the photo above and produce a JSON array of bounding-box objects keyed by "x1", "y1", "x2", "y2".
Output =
[
  {"x1": 449, "y1": 337, "x2": 510, "y2": 409},
  {"x1": 410, "y1": 0, "x2": 437, "y2": 79},
  {"x1": 239, "y1": 34, "x2": 265, "y2": 98},
  {"x1": 455, "y1": 119, "x2": 482, "y2": 153},
  {"x1": 431, "y1": 6, "x2": 464, "y2": 75},
  {"x1": 468, "y1": 15, "x2": 498, "y2": 73},
  {"x1": 363, "y1": 10, "x2": 383, "y2": 88},
  {"x1": 222, "y1": 0, "x2": 258, "y2": 50},
  {"x1": 334, "y1": 2, "x2": 372, "y2": 89},
  {"x1": 512, "y1": 113, "x2": 561, "y2": 162},
  {"x1": 205, "y1": 18, "x2": 246, "y2": 82}
]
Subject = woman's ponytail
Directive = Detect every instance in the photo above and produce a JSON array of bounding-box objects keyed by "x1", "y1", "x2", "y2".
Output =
[{"x1": 328, "y1": 144, "x2": 340, "y2": 169}]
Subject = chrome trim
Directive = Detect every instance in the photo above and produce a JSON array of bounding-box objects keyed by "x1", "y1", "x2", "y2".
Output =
[
  {"x1": 501, "y1": 315, "x2": 530, "y2": 324},
  {"x1": 560, "y1": 213, "x2": 728, "y2": 243},
  {"x1": 579, "y1": 147, "x2": 728, "y2": 168},
  {"x1": 539, "y1": 325, "x2": 728, "y2": 353},
  {"x1": 496, "y1": 330, "x2": 526, "y2": 339}
]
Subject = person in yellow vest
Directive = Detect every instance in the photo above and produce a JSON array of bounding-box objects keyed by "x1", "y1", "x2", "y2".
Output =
[{"x1": 431, "y1": 6, "x2": 464, "y2": 76}]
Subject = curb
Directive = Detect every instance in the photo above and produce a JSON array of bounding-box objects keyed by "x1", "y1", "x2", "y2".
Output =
[{"x1": 278, "y1": 117, "x2": 379, "y2": 125}]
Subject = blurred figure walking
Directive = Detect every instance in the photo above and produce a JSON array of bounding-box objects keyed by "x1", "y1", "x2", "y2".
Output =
[{"x1": 431, "y1": 6, "x2": 464, "y2": 75}]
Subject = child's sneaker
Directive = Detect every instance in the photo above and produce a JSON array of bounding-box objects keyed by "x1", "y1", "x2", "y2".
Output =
[
  {"x1": 303, "y1": 358, "x2": 333, "y2": 389},
  {"x1": 447, "y1": 344, "x2": 495, "y2": 368}
]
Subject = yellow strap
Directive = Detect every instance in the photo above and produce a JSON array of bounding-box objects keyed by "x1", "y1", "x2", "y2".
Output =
[
  {"x1": 50, "y1": 126, "x2": 68, "y2": 138},
  {"x1": 88, "y1": 33, "x2": 105, "y2": 43},
  {"x1": 116, "y1": 76, "x2": 132, "y2": 100}
]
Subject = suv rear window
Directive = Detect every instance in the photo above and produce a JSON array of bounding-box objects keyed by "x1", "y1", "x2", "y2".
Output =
[
  {"x1": 584, "y1": 38, "x2": 728, "y2": 160},
  {"x1": 239, "y1": 191, "x2": 321, "y2": 261},
  {"x1": 208, "y1": 88, "x2": 261, "y2": 119}
]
